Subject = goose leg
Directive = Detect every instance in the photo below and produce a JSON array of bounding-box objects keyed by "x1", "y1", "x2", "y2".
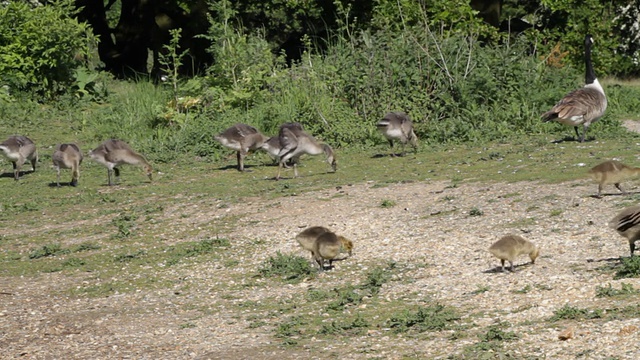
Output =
[
  {"x1": 509, "y1": 261, "x2": 515, "y2": 272},
  {"x1": 107, "y1": 169, "x2": 113, "y2": 186},
  {"x1": 11, "y1": 161, "x2": 18, "y2": 181},
  {"x1": 630, "y1": 241, "x2": 636, "y2": 257},
  {"x1": 615, "y1": 183, "x2": 626, "y2": 194},
  {"x1": 499, "y1": 259, "x2": 505, "y2": 272},
  {"x1": 276, "y1": 161, "x2": 284, "y2": 180},
  {"x1": 388, "y1": 139, "x2": 395, "y2": 157},
  {"x1": 56, "y1": 167, "x2": 61, "y2": 187},
  {"x1": 574, "y1": 126, "x2": 582, "y2": 142},
  {"x1": 30, "y1": 157, "x2": 36, "y2": 172},
  {"x1": 114, "y1": 167, "x2": 120, "y2": 184},
  {"x1": 293, "y1": 162, "x2": 298, "y2": 178},
  {"x1": 597, "y1": 184, "x2": 603, "y2": 198}
]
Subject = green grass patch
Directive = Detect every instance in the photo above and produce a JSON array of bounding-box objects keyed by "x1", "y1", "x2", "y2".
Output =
[
  {"x1": 614, "y1": 256, "x2": 640, "y2": 279},
  {"x1": 387, "y1": 304, "x2": 460, "y2": 333},
  {"x1": 259, "y1": 252, "x2": 315, "y2": 283}
]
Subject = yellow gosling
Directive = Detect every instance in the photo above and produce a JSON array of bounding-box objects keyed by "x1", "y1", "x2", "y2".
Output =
[
  {"x1": 489, "y1": 234, "x2": 539, "y2": 272},
  {"x1": 588, "y1": 160, "x2": 640, "y2": 197},
  {"x1": 609, "y1": 205, "x2": 640, "y2": 257}
]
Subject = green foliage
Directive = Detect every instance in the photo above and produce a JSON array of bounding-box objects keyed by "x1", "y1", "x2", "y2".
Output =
[
  {"x1": 380, "y1": 199, "x2": 396, "y2": 208},
  {"x1": 0, "y1": 0, "x2": 97, "y2": 99},
  {"x1": 595, "y1": 283, "x2": 639, "y2": 297},
  {"x1": 469, "y1": 207, "x2": 484, "y2": 216},
  {"x1": 166, "y1": 238, "x2": 231, "y2": 266},
  {"x1": 318, "y1": 313, "x2": 369, "y2": 335},
  {"x1": 259, "y1": 252, "x2": 315, "y2": 283},
  {"x1": 387, "y1": 304, "x2": 459, "y2": 333},
  {"x1": 29, "y1": 244, "x2": 69, "y2": 259},
  {"x1": 614, "y1": 256, "x2": 640, "y2": 279},
  {"x1": 550, "y1": 304, "x2": 603, "y2": 321}
]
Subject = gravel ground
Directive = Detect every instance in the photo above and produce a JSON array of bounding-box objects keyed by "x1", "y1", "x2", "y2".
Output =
[{"x1": 2, "y1": 177, "x2": 640, "y2": 359}]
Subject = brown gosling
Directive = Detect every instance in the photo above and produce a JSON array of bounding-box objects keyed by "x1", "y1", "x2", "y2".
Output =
[
  {"x1": 609, "y1": 205, "x2": 640, "y2": 256},
  {"x1": 541, "y1": 35, "x2": 607, "y2": 142},
  {"x1": 295, "y1": 226, "x2": 331, "y2": 255},
  {"x1": 89, "y1": 139, "x2": 152, "y2": 186},
  {"x1": 376, "y1": 111, "x2": 418, "y2": 157},
  {"x1": 214, "y1": 123, "x2": 268, "y2": 171},
  {"x1": 488, "y1": 234, "x2": 539, "y2": 272},
  {"x1": 588, "y1": 160, "x2": 640, "y2": 198},
  {"x1": 276, "y1": 124, "x2": 336, "y2": 180},
  {"x1": 52, "y1": 143, "x2": 83, "y2": 187},
  {"x1": 0, "y1": 135, "x2": 38, "y2": 181},
  {"x1": 313, "y1": 232, "x2": 354, "y2": 270}
]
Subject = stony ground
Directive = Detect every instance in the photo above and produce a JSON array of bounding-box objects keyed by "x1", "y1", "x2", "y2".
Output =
[{"x1": 2, "y1": 176, "x2": 640, "y2": 359}]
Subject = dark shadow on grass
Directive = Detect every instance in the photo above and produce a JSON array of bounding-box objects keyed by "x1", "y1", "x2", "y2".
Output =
[
  {"x1": 48, "y1": 182, "x2": 77, "y2": 188},
  {"x1": 483, "y1": 262, "x2": 535, "y2": 274},
  {"x1": 0, "y1": 170, "x2": 33, "y2": 179},
  {"x1": 589, "y1": 190, "x2": 640, "y2": 199}
]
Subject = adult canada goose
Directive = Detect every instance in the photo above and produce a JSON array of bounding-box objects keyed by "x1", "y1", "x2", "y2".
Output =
[
  {"x1": 0, "y1": 135, "x2": 38, "y2": 181},
  {"x1": 52, "y1": 143, "x2": 83, "y2": 187},
  {"x1": 89, "y1": 139, "x2": 152, "y2": 186},
  {"x1": 588, "y1": 160, "x2": 640, "y2": 197},
  {"x1": 214, "y1": 123, "x2": 268, "y2": 171},
  {"x1": 376, "y1": 112, "x2": 418, "y2": 156},
  {"x1": 488, "y1": 234, "x2": 539, "y2": 272},
  {"x1": 275, "y1": 124, "x2": 336, "y2": 180},
  {"x1": 541, "y1": 34, "x2": 607, "y2": 143},
  {"x1": 609, "y1": 205, "x2": 640, "y2": 256}
]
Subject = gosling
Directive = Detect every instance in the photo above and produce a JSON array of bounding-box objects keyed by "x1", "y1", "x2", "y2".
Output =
[
  {"x1": 295, "y1": 226, "x2": 353, "y2": 270},
  {"x1": 588, "y1": 160, "x2": 640, "y2": 198},
  {"x1": 89, "y1": 139, "x2": 153, "y2": 186},
  {"x1": 0, "y1": 135, "x2": 38, "y2": 181},
  {"x1": 609, "y1": 205, "x2": 640, "y2": 256},
  {"x1": 214, "y1": 123, "x2": 268, "y2": 171},
  {"x1": 313, "y1": 232, "x2": 354, "y2": 270},
  {"x1": 52, "y1": 143, "x2": 83, "y2": 187},
  {"x1": 376, "y1": 112, "x2": 418, "y2": 156},
  {"x1": 488, "y1": 234, "x2": 539, "y2": 272}
]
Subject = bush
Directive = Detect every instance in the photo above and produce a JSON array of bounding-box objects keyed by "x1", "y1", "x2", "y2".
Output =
[{"x1": 0, "y1": 0, "x2": 97, "y2": 99}]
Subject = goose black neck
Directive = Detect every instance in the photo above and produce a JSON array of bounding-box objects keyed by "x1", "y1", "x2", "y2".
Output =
[{"x1": 585, "y1": 35, "x2": 596, "y2": 85}]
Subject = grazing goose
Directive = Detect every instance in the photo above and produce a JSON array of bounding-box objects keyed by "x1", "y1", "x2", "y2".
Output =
[
  {"x1": 89, "y1": 139, "x2": 152, "y2": 186},
  {"x1": 0, "y1": 135, "x2": 38, "y2": 181},
  {"x1": 313, "y1": 232, "x2": 354, "y2": 270},
  {"x1": 214, "y1": 123, "x2": 268, "y2": 171},
  {"x1": 489, "y1": 234, "x2": 539, "y2": 272},
  {"x1": 275, "y1": 124, "x2": 336, "y2": 180},
  {"x1": 295, "y1": 226, "x2": 353, "y2": 270},
  {"x1": 261, "y1": 123, "x2": 305, "y2": 166},
  {"x1": 541, "y1": 34, "x2": 607, "y2": 142},
  {"x1": 52, "y1": 143, "x2": 83, "y2": 187},
  {"x1": 588, "y1": 160, "x2": 640, "y2": 198},
  {"x1": 609, "y1": 205, "x2": 640, "y2": 256},
  {"x1": 376, "y1": 112, "x2": 418, "y2": 156}
]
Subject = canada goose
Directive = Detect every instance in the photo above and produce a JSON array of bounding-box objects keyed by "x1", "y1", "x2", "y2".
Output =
[
  {"x1": 214, "y1": 123, "x2": 268, "y2": 171},
  {"x1": 52, "y1": 143, "x2": 83, "y2": 187},
  {"x1": 609, "y1": 205, "x2": 640, "y2": 256},
  {"x1": 376, "y1": 112, "x2": 418, "y2": 156},
  {"x1": 0, "y1": 135, "x2": 38, "y2": 181},
  {"x1": 313, "y1": 232, "x2": 354, "y2": 270},
  {"x1": 541, "y1": 34, "x2": 607, "y2": 142},
  {"x1": 275, "y1": 125, "x2": 336, "y2": 180},
  {"x1": 488, "y1": 234, "x2": 539, "y2": 272},
  {"x1": 588, "y1": 160, "x2": 640, "y2": 197},
  {"x1": 89, "y1": 139, "x2": 152, "y2": 186}
]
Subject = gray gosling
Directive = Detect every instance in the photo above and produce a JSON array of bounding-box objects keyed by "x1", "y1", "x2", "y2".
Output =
[
  {"x1": 214, "y1": 123, "x2": 268, "y2": 171},
  {"x1": 89, "y1": 139, "x2": 153, "y2": 186},
  {"x1": 0, "y1": 135, "x2": 38, "y2": 181},
  {"x1": 541, "y1": 34, "x2": 607, "y2": 142},
  {"x1": 261, "y1": 123, "x2": 305, "y2": 166},
  {"x1": 609, "y1": 205, "x2": 640, "y2": 256},
  {"x1": 295, "y1": 226, "x2": 331, "y2": 255},
  {"x1": 376, "y1": 112, "x2": 417, "y2": 156},
  {"x1": 276, "y1": 124, "x2": 336, "y2": 180},
  {"x1": 588, "y1": 160, "x2": 640, "y2": 197},
  {"x1": 489, "y1": 234, "x2": 539, "y2": 272},
  {"x1": 52, "y1": 143, "x2": 83, "y2": 187}
]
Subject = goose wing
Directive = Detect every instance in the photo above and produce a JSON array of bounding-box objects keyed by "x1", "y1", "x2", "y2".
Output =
[{"x1": 277, "y1": 127, "x2": 298, "y2": 157}]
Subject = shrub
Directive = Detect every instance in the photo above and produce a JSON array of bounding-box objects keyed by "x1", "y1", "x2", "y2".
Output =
[
  {"x1": 615, "y1": 256, "x2": 640, "y2": 279},
  {"x1": 258, "y1": 252, "x2": 315, "y2": 283},
  {"x1": 387, "y1": 304, "x2": 459, "y2": 333},
  {"x1": 0, "y1": 0, "x2": 97, "y2": 98}
]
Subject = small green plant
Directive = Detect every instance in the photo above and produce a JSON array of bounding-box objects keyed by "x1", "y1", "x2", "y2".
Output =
[
  {"x1": 512, "y1": 284, "x2": 532, "y2": 294},
  {"x1": 549, "y1": 209, "x2": 563, "y2": 217},
  {"x1": 550, "y1": 305, "x2": 603, "y2": 321},
  {"x1": 112, "y1": 212, "x2": 138, "y2": 239},
  {"x1": 166, "y1": 238, "x2": 231, "y2": 266},
  {"x1": 29, "y1": 244, "x2": 68, "y2": 259},
  {"x1": 114, "y1": 250, "x2": 147, "y2": 263},
  {"x1": 275, "y1": 316, "x2": 305, "y2": 346},
  {"x1": 258, "y1": 252, "x2": 315, "y2": 283},
  {"x1": 469, "y1": 207, "x2": 484, "y2": 216},
  {"x1": 596, "y1": 283, "x2": 638, "y2": 297},
  {"x1": 615, "y1": 256, "x2": 640, "y2": 279},
  {"x1": 62, "y1": 257, "x2": 86, "y2": 268},
  {"x1": 480, "y1": 323, "x2": 519, "y2": 342},
  {"x1": 318, "y1": 313, "x2": 369, "y2": 335},
  {"x1": 387, "y1": 304, "x2": 459, "y2": 333},
  {"x1": 72, "y1": 242, "x2": 101, "y2": 252},
  {"x1": 380, "y1": 199, "x2": 396, "y2": 208},
  {"x1": 472, "y1": 284, "x2": 490, "y2": 294}
]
